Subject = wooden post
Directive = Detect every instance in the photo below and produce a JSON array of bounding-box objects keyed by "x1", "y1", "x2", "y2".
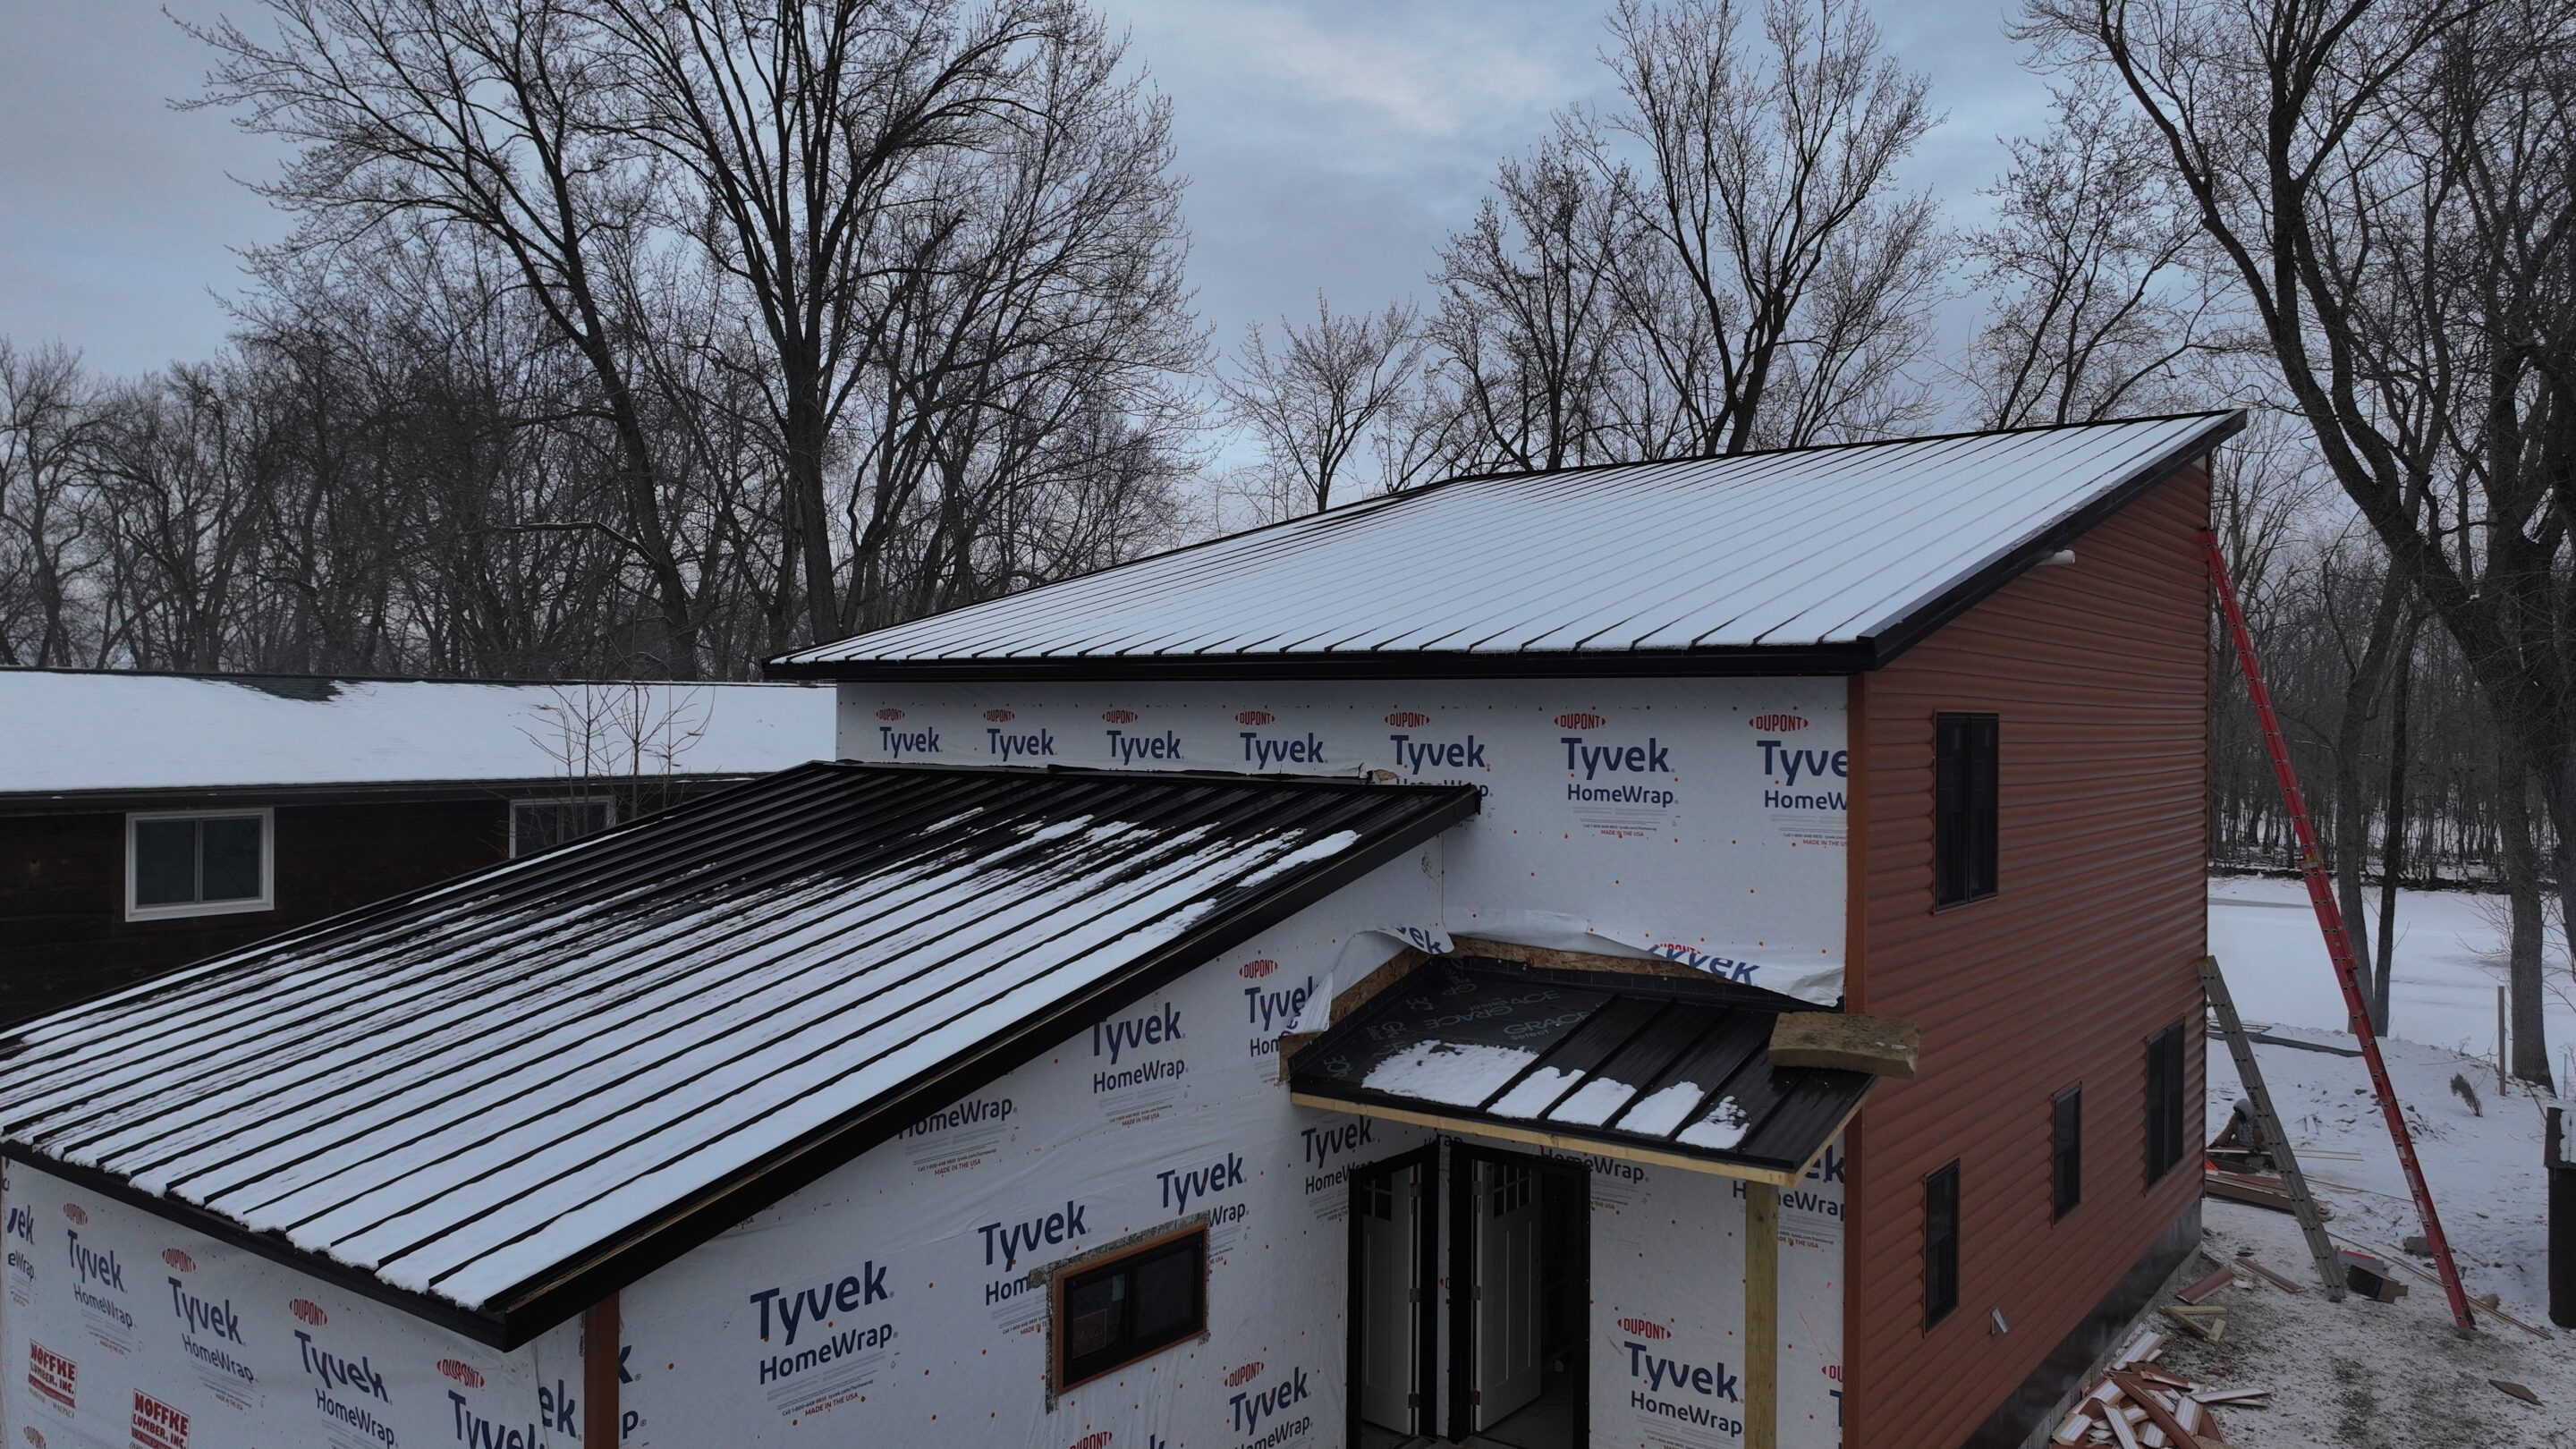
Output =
[
  {"x1": 2498, "y1": 987, "x2": 2509, "y2": 1096},
  {"x1": 584, "y1": 1293, "x2": 621, "y2": 1449},
  {"x1": 1745, "y1": 1182, "x2": 1780, "y2": 1449}
]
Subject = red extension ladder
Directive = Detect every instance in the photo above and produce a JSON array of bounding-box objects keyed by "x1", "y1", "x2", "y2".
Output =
[{"x1": 2201, "y1": 529, "x2": 2473, "y2": 1330}]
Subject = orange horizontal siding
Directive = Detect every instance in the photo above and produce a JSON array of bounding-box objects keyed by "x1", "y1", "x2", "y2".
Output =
[{"x1": 1843, "y1": 466, "x2": 2211, "y2": 1449}]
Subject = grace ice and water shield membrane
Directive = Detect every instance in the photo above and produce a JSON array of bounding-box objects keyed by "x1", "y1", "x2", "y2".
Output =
[{"x1": 839, "y1": 676, "x2": 1852, "y2": 1003}]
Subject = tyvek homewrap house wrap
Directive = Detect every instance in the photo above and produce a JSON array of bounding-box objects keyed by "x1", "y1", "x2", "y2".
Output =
[{"x1": 2, "y1": 412, "x2": 2239, "y2": 1449}]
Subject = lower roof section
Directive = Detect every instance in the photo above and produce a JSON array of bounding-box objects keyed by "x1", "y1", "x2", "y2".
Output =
[
  {"x1": 1290, "y1": 958, "x2": 1870, "y2": 1184},
  {"x1": 0, "y1": 762, "x2": 1478, "y2": 1347}
]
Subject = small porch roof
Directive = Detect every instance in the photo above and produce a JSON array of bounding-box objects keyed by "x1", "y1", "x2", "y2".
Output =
[{"x1": 1289, "y1": 958, "x2": 1870, "y2": 1185}]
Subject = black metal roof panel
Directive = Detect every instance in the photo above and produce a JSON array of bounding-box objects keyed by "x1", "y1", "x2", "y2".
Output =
[
  {"x1": 1292, "y1": 958, "x2": 1868, "y2": 1178},
  {"x1": 0, "y1": 762, "x2": 1478, "y2": 1346}
]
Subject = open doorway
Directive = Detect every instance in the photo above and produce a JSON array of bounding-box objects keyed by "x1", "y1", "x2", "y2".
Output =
[
  {"x1": 1449, "y1": 1146, "x2": 1589, "y2": 1449},
  {"x1": 1349, "y1": 1147, "x2": 1438, "y2": 1449}
]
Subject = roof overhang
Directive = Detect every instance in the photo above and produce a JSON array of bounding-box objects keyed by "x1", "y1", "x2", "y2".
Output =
[{"x1": 1288, "y1": 958, "x2": 1873, "y2": 1186}]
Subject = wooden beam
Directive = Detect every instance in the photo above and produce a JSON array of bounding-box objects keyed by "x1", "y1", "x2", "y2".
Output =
[
  {"x1": 1744, "y1": 1182, "x2": 1780, "y2": 1449},
  {"x1": 1286, "y1": 1093, "x2": 1801, "y2": 1185},
  {"x1": 584, "y1": 1294, "x2": 620, "y2": 1449},
  {"x1": 1768, "y1": 1012, "x2": 1919, "y2": 1079},
  {"x1": 1449, "y1": 935, "x2": 1704, "y2": 980}
]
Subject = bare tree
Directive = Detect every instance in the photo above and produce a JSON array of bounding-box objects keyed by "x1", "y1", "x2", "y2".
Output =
[
  {"x1": 1588, "y1": 0, "x2": 1945, "y2": 453},
  {"x1": 592, "y1": 0, "x2": 1091, "y2": 640},
  {"x1": 1963, "y1": 72, "x2": 2222, "y2": 427},
  {"x1": 2032, "y1": 0, "x2": 2576, "y2": 1080},
  {"x1": 192, "y1": 0, "x2": 717, "y2": 677},
  {"x1": 1219, "y1": 297, "x2": 1423, "y2": 519},
  {"x1": 0, "y1": 343, "x2": 107, "y2": 665},
  {"x1": 1428, "y1": 137, "x2": 1629, "y2": 473}
]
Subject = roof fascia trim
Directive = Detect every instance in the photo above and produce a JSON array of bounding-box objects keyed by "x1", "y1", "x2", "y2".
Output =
[
  {"x1": 1855, "y1": 410, "x2": 2245, "y2": 669},
  {"x1": 1284, "y1": 1091, "x2": 1803, "y2": 1186},
  {"x1": 763, "y1": 641, "x2": 1877, "y2": 683}
]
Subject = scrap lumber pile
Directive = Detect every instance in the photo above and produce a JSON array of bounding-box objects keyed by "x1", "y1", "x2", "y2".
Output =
[
  {"x1": 2202, "y1": 1164, "x2": 2330, "y2": 1217},
  {"x1": 2051, "y1": 1328, "x2": 2268, "y2": 1448}
]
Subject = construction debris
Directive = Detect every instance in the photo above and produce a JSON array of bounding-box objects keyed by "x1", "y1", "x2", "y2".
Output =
[
  {"x1": 2229, "y1": 1252, "x2": 2307, "y2": 1294},
  {"x1": 2051, "y1": 1324, "x2": 2266, "y2": 1448},
  {"x1": 2175, "y1": 1264, "x2": 2240, "y2": 1305},
  {"x1": 2340, "y1": 1248, "x2": 2412, "y2": 1303},
  {"x1": 2488, "y1": 1378, "x2": 2541, "y2": 1407},
  {"x1": 2204, "y1": 1165, "x2": 2332, "y2": 1217}
]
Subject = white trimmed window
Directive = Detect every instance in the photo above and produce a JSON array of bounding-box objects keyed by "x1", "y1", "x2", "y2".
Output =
[
  {"x1": 125, "y1": 809, "x2": 274, "y2": 920},
  {"x1": 511, "y1": 797, "x2": 615, "y2": 858}
]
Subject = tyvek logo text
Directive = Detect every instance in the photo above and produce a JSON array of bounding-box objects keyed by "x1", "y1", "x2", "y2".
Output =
[{"x1": 748, "y1": 1263, "x2": 891, "y2": 1343}]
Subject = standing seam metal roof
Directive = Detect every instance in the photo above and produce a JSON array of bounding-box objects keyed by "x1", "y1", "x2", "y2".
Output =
[
  {"x1": 769, "y1": 412, "x2": 2242, "y2": 678},
  {"x1": 0, "y1": 762, "x2": 1477, "y2": 1346}
]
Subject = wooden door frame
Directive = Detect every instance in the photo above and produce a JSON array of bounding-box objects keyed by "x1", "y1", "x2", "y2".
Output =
[
  {"x1": 1345, "y1": 1142, "x2": 1441, "y2": 1447},
  {"x1": 1444, "y1": 1139, "x2": 1590, "y2": 1445}
]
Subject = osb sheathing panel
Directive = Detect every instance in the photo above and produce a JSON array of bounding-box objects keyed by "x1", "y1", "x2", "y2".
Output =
[{"x1": 1843, "y1": 464, "x2": 2212, "y2": 1449}]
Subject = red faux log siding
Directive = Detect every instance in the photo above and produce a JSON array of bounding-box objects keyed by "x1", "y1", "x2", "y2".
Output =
[{"x1": 1843, "y1": 466, "x2": 2211, "y2": 1449}]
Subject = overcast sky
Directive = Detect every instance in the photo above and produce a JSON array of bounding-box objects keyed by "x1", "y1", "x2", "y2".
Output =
[{"x1": 0, "y1": 0, "x2": 2054, "y2": 394}]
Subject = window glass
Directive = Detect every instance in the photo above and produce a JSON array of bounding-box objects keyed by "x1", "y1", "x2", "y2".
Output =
[
  {"x1": 1925, "y1": 1160, "x2": 1961, "y2": 1326},
  {"x1": 1935, "y1": 713, "x2": 2000, "y2": 905},
  {"x1": 2145, "y1": 1023, "x2": 2186, "y2": 1182},
  {"x1": 2053, "y1": 1086, "x2": 2083, "y2": 1219},
  {"x1": 133, "y1": 818, "x2": 198, "y2": 907},
  {"x1": 1055, "y1": 1227, "x2": 1207, "y2": 1389},
  {"x1": 199, "y1": 816, "x2": 265, "y2": 902}
]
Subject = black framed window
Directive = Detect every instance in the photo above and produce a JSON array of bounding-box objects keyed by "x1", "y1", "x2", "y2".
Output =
[
  {"x1": 1924, "y1": 1161, "x2": 1960, "y2": 1326},
  {"x1": 1054, "y1": 1225, "x2": 1207, "y2": 1391},
  {"x1": 1934, "y1": 713, "x2": 1999, "y2": 906},
  {"x1": 2144, "y1": 1023, "x2": 2186, "y2": 1182},
  {"x1": 2052, "y1": 1086, "x2": 2084, "y2": 1219},
  {"x1": 511, "y1": 798, "x2": 615, "y2": 858}
]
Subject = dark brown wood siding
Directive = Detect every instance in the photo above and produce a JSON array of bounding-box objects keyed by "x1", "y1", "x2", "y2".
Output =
[
  {"x1": 1843, "y1": 465, "x2": 2210, "y2": 1448},
  {"x1": 0, "y1": 797, "x2": 507, "y2": 1023}
]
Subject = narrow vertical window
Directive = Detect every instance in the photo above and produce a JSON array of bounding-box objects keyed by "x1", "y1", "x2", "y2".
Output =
[
  {"x1": 2144, "y1": 1023, "x2": 2186, "y2": 1183},
  {"x1": 1934, "y1": 713, "x2": 1999, "y2": 906},
  {"x1": 1924, "y1": 1160, "x2": 1961, "y2": 1326},
  {"x1": 2052, "y1": 1085, "x2": 2084, "y2": 1219}
]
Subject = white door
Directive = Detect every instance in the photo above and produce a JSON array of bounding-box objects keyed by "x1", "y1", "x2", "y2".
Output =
[
  {"x1": 1473, "y1": 1160, "x2": 1544, "y2": 1429},
  {"x1": 1358, "y1": 1165, "x2": 1420, "y2": 1432}
]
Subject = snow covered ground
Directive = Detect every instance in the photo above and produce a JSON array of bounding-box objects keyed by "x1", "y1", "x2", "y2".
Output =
[
  {"x1": 2109, "y1": 875, "x2": 2576, "y2": 1444},
  {"x1": 2209, "y1": 872, "x2": 2574, "y2": 1080},
  {"x1": 2176, "y1": 1022, "x2": 2572, "y2": 1446}
]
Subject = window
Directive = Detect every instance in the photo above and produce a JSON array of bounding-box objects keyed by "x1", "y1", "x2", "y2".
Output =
[
  {"x1": 2052, "y1": 1085, "x2": 2084, "y2": 1220},
  {"x1": 1052, "y1": 1225, "x2": 1208, "y2": 1391},
  {"x1": 2144, "y1": 1022, "x2": 2187, "y2": 1183},
  {"x1": 1924, "y1": 1160, "x2": 1961, "y2": 1326},
  {"x1": 1934, "y1": 713, "x2": 1999, "y2": 906},
  {"x1": 510, "y1": 798, "x2": 614, "y2": 858},
  {"x1": 126, "y1": 809, "x2": 272, "y2": 921}
]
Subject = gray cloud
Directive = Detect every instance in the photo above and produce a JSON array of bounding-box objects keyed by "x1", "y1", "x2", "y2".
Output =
[{"x1": 4, "y1": 0, "x2": 2055, "y2": 400}]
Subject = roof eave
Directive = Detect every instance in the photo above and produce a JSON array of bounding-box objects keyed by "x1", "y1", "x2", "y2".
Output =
[{"x1": 762, "y1": 640, "x2": 1880, "y2": 683}]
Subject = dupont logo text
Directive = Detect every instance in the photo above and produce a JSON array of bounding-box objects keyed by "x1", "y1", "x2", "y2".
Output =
[
  {"x1": 1617, "y1": 1318, "x2": 1671, "y2": 1339},
  {"x1": 1385, "y1": 711, "x2": 1429, "y2": 727},
  {"x1": 1554, "y1": 712, "x2": 1605, "y2": 730},
  {"x1": 290, "y1": 1299, "x2": 328, "y2": 1326},
  {"x1": 875, "y1": 708, "x2": 905, "y2": 721},
  {"x1": 436, "y1": 1360, "x2": 486, "y2": 1389},
  {"x1": 1100, "y1": 708, "x2": 1139, "y2": 724},
  {"x1": 1224, "y1": 1361, "x2": 1266, "y2": 1388},
  {"x1": 1748, "y1": 713, "x2": 1809, "y2": 733},
  {"x1": 1238, "y1": 958, "x2": 1277, "y2": 979},
  {"x1": 984, "y1": 708, "x2": 1016, "y2": 722},
  {"x1": 60, "y1": 1205, "x2": 86, "y2": 1226},
  {"x1": 1233, "y1": 710, "x2": 1275, "y2": 725},
  {"x1": 160, "y1": 1250, "x2": 195, "y2": 1274}
]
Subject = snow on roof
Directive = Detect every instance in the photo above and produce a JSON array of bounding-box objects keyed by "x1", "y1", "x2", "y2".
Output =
[
  {"x1": 771, "y1": 412, "x2": 2241, "y2": 678},
  {"x1": 0, "y1": 762, "x2": 1478, "y2": 1343},
  {"x1": 1292, "y1": 957, "x2": 1868, "y2": 1181},
  {"x1": 0, "y1": 669, "x2": 835, "y2": 797}
]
